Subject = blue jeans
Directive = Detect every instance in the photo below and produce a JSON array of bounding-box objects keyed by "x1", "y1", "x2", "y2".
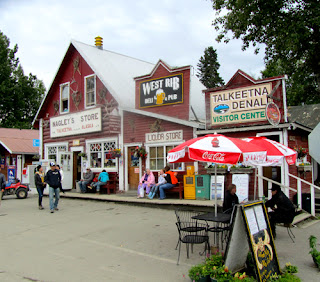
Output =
[
  {"x1": 36, "y1": 187, "x2": 44, "y2": 206},
  {"x1": 159, "y1": 183, "x2": 175, "y2": 199},
  {"x1": 79, "y1": 180, "x2": 89, "y2": 192},
  {"x1": 49, "y1": 186, "x2": 60, "y2": 210},
  {"x1": 93, "y1": 181, "x2": 107, "y2": 192}
]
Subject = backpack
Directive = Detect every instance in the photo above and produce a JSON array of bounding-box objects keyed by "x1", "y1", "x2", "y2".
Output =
[{"x1": 167, "y1": 171, "x2": 178, "y2": 185}]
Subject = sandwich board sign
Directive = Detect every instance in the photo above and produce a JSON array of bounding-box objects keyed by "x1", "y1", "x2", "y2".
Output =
[{"x1": 225, "y1": 201, "x2": 280, "y2": 281}]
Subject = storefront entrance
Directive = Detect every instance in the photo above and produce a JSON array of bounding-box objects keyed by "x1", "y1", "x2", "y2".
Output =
[
  {"x1": 128, "y1": 146, "x2": 140, "y2": 190},
  {"x1": 58, "y1": 152, "x2": 73, "y2": 190}
]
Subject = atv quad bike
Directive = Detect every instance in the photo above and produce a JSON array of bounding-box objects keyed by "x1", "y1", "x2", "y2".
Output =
[{"x1": 1, "y1": 178, "x2": 30, "y2": 199}]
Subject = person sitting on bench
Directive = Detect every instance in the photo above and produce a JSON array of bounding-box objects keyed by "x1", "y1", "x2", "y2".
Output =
[
  {"x1": 88, "y1": 170, "x2": 109, "y2": 194},
  {"x1": 148, "y1": 169, "x2": 166, "y2": 199},
  {"x1": 158, "y1": 166, "x2": 178, "y2": 200}
]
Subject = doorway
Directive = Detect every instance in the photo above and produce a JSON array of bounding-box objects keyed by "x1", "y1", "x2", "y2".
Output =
[
  {"x1": 73, "y1": 152, "x2": 82, "y2": 189},
  {"x1": 259, "y1": 134, "x2": 282, "y2": 196},
  {"x1": 128, "y1": 146, "x2": 140, "y2": 190}
]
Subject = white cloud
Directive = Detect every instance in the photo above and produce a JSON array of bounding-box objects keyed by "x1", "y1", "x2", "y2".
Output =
[{"x1": 0, "y1": 0, "x2": 266, "y2": 90}]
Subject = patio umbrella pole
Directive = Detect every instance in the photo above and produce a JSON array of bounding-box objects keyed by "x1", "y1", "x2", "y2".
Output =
[
  {"x1": 215, "y1": 164, "x2": 217, "y2": 216},
  {"x1": 254, "y1": 166, "x2": 257, "y2": 200}
]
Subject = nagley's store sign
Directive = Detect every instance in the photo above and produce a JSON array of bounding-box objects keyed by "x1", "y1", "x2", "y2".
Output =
[
  {"x1": 210, "y1": 83, "x2": 272, "y2": 125},
  {"x1": 50, "y1": 108, "x2": 102, "y2": 138},
  {"x1": 139, "y1": 74, "x2": 183, "y2": 108},
  {"x1": 145, "y1": 130, "x2": 183, "y2": 143}
]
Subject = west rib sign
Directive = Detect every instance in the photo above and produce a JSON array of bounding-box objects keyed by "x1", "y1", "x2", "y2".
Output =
[
  {"x1": 210, "y1": 83, "x2": 272, "y2": 126},
  {"x1": 139, "y1": 74, "x2": 183, "y2": 108}
]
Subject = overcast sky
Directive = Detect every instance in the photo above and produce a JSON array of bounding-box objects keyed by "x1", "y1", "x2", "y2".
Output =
[{"x1": 1, "y1": 0, "x2": 265, "y2": 90}]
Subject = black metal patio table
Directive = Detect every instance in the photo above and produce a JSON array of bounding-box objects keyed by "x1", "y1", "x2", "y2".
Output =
[{"x1": 192, "y1": 212, "x2": 231, "y2": 251}]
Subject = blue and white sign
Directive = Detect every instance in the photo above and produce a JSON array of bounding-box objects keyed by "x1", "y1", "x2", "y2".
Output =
[
  {"x1": 7, "y1": 166, "x2": 16, "y2": 183},
  {"x1": 33, "y1": 139, "x2": 40, "y2": 147}
]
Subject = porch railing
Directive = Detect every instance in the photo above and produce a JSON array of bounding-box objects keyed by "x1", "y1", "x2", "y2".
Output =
[{"x1": 256, "y1": 173, "x2": 320, "y2": 216}]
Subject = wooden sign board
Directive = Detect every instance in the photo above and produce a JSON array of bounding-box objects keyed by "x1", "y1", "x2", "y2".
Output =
[{"x1": 225, "y1": 201, "x2": 280, "y2": 281}]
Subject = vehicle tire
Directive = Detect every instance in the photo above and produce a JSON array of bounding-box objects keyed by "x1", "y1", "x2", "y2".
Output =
[{"x1": 16, "y1": 188, "x2": 28, "y2": 199}]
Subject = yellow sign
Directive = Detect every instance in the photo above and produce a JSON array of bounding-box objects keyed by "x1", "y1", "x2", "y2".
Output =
[{"x1": 210, "y1": 83, "x2": 272, "y2": 125}]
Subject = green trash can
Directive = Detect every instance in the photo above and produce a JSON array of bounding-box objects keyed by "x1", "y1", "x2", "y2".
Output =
[{"x1": 195, "y1": 175, "x2": 210, "y2": 200}]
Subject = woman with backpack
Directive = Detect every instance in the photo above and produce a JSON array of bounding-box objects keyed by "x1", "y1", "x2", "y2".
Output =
[{"x1": 158, "y1": 166, "x2": 178, "y2": 200}]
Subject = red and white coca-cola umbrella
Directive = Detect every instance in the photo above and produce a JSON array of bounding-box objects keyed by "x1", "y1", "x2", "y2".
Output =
[
  {"x1": 241, "y1": 136, "x2": 297, "y2": 166},
  {"x1": 167, "y1": 134, "x2": 267, "y2": 215},
  {"x1": 167, "y1": 134, "x2": 267, "y2": 165}
]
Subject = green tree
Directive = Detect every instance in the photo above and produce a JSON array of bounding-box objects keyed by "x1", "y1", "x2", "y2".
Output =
[
  {"x1": 0, "y1": 30, "x2": 45, "y2": 129},
  {"x1": 211, "y1": 0, "x2": 320, "y2": 105},
  {"x1": 197, "y1": 46, "x2": 224, "y2": 88}
]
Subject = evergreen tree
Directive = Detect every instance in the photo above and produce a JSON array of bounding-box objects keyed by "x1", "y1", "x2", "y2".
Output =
[
  {"x1": 196, "y1": 46, "x2": 224, "y2": 89},
  {"x1": 0, "y1": 30, "x2": 45, "y2": 128}
]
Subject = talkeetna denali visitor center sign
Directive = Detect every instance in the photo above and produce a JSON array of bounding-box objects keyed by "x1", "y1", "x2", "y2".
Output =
[
  {"x1": 210, "y1": 83, "x2": 272, "y2": 126},
  {"x1": 139, "y1": 74, "x2": 183, "y2": 108}
]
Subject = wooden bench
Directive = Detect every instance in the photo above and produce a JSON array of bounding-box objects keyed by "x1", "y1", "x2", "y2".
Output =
[
  {"x1": 153, "y1": 172, "x2": 184, "y2": 199},
  {"x1": 90, "y1": 172, "x2": 118, "y2": 194}
]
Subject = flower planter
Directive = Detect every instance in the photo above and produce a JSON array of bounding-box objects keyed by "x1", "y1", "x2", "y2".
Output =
[
  {"x1": 297, "y1": 165, "x2": 312, "y2": 172},
  {"x1": 206, "y1": 168, "x2": 228, "y2": 174},
  {"x1": 230, "y1": 168, "x2": 253, "y2": 174}
]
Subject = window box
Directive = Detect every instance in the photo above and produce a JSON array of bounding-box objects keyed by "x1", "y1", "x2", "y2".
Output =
[{"x1": 230, "y1": 168, "x2": 254, "y2": 174}]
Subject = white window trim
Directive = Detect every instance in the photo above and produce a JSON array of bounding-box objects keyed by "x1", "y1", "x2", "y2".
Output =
[
  {"x1": 59, "y1": 82, "x2": 70, "y2": 114},
  {"x1": 84, "y1": 74, "x2": 96, "y2": 108},
  {"x1": 86, "y1": 137, "x2": 118, "y2": 172},
  {"x1": 146, "y1": 141, "x2": 185, "y2": 171},
  {"x1": 44, "y1": 142, "x2": 69, "y2": 160}
]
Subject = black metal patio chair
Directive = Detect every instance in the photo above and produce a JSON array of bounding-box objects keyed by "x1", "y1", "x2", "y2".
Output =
[
  {"x1": 175, "y1": 222, "x2": 210, "y2": 265},
  {"x1": 174, "y1": 209, "x2": 207, "y2": 250}
]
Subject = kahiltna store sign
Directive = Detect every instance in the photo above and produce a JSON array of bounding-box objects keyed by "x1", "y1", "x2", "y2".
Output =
[{"x1": 210, "y1": 83, "x2": 272, "y2": 125}]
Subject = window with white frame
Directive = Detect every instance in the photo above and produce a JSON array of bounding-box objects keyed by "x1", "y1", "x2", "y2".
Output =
[
  {"x1": 87, "y1": 140, "x2": 117, "y2": 169},
  {"x1": 60, "y1": 83, "x2": 70, "y2": 113},
  {"x1": 85, "y1": 75, "x2": 96, "y2": 107},
  {"x1": 46, "y1": 145, "x2": 67, "y2": 162},
  {"x1": 148, "y1": 144, "x2": 184, "y2": 171}
]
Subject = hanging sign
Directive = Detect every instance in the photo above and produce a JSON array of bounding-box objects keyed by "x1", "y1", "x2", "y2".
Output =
[
  {"x1": 139, "y1": 74, "x2": 183, "y2": 108},
  {"x1": 266, "y1": 102, "x2": 281, "y2": 126}
]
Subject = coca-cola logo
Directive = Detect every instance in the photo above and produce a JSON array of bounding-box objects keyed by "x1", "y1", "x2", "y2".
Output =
[
  {"x1": 202, "y1": 152, "x2": 225, "y2": 161},
  {"x1": 211, "y1": 137, "x2": 219, "y2": 148}
]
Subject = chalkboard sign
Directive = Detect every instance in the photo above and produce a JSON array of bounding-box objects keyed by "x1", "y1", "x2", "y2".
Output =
[{"x1": 225, "y1": 201, "x2": 280, "y2": 282}]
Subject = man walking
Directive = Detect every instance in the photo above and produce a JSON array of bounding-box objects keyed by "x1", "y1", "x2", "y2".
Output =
[{"x1": 45, "y1": 162, "x2": 62, "y2": 213}]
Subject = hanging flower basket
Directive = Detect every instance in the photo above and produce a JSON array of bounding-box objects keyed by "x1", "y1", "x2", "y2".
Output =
[
  {"x1": 294, "y1": 146, "x2": 308, "y2": 159},
  {"x1": 110, "y1": 149, "x2": 122, "y2": 158},
  {"x1": 132, "y1": 146, "x2": 148, "y2": 159}
]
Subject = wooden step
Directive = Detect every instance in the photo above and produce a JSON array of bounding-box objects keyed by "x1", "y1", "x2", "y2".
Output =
[{"x1": 292, "y1": 212, "x2": 313, "y2": 225}]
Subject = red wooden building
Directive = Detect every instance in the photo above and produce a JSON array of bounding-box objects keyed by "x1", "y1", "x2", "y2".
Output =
[{"x1": 33, "y1": 38, "x2": 205, "y2": 191}]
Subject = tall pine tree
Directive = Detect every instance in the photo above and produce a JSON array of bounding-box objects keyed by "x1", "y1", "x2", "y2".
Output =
[
  {"x1": 0, "y1": 30, "x2": 45, "y2": 128},
  {"x1": 196, "y1": 46, "x2": 224, "y2": 89}
]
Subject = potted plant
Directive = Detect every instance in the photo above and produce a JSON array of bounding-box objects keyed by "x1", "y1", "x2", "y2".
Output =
[
  {"x1": 294, "y1": 146, "x2": 308, "y2": 160},
  {"x1": 309, "y1": 235, "x2": 320, "y2": 269},
  {"x1": 188, "y1": 263, "x2": 209, "y2": 282},
  {"x1": 297, "y1": 162, "x2": 312, "y2": 172},
  {"x1": 78, "y1": 152, "x2": 87, "y2": 159}
]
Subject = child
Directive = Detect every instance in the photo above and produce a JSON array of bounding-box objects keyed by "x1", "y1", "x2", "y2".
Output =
[{"x1": 148, "y1": 169, "x2": 166, "y2": 199}]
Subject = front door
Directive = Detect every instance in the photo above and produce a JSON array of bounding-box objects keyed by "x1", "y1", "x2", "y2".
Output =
[
  {"x1": 128, "y1": 146, "x2": 140, "y2": 190},
  {"x1": 58, "y1": 152, "x2": 73, "y2": 190}
]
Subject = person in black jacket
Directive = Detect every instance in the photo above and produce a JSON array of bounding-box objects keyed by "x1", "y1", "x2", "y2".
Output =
[
  {"x1": 265, "y1": 185, "x2": 295, "y2": 238},
  {"x1": 223, "y1": 184, "x2": 239, "y2": 213},
  {"x1": 45, "y1": 162, "x2": 61, "y2": 213},
  {"x1": 0, "y1": 168, "x2": 6, "y2": 203},
  {"x1": 34, "y1": 165, "x2": 46, "y2": 210}
]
